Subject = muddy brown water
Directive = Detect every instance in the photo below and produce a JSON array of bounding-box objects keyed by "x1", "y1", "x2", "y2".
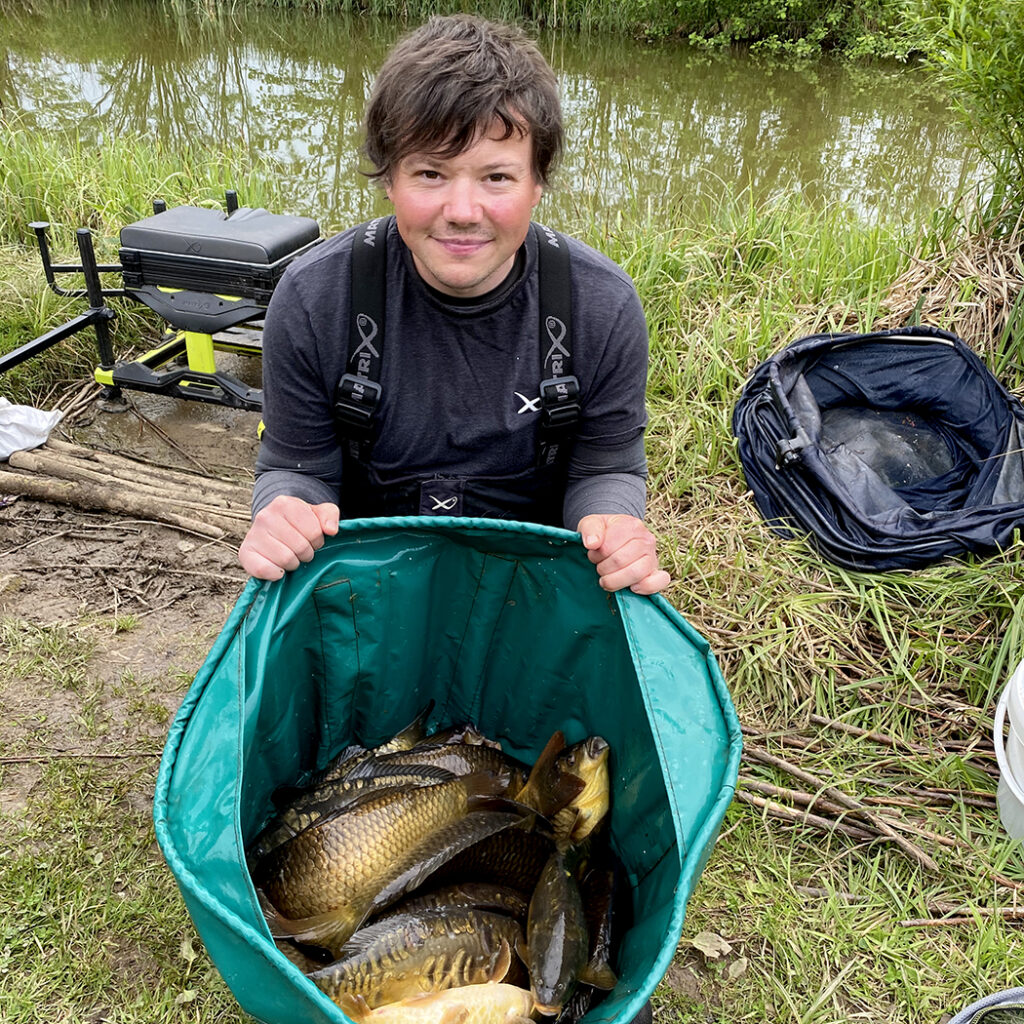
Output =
[{"x1": 3, "y1": 2, "x2": 985, "y2": 231}]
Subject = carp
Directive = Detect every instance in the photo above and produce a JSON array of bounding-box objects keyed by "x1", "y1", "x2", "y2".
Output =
[
  {"x1": 374, "y1": 882, "x2": 530, "y2": 924},
  {"x1": 348, "y1": 743, "x2": 528, "y2": 796},
  {"x1": 256, "y1": 773, "x2": 522, "y2": 952},
  {"x1": 550, "y1": 737, "x2": 610, "y2": 850},
  {"x1": 309, "y1": 908, "x2": 522, "y2": 1010},
  {"x1": 341, "y1": 982, "x2": 536, "y2": 1024},
  {"x1": 249, "y1": 767, "x2": 455, "y2": 866},
  {"x1": 522, "y1": 849, "x2": 614, "y2": 1017},
  {"x1": 430, "y1": 818, "x2": 556, "y2": 894}
]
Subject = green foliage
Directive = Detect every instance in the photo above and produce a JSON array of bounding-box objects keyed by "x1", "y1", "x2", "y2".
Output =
[
  {"x1": 148, "y1": 0, "x2": 923, "y2": 53},
  {"x1": 647, "y1": 0, "x2": 925, "y2": 56},
  {"x1": 914, "y1": 0, "x2": 1024, "y2": 220},
  {"x1": 0, "y1": 114, "x2": 285, "y2": 251}
]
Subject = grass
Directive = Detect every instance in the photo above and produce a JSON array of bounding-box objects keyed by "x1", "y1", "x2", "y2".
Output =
[{"x1": 3, "y1": 69, "x2": 1024, "y2": 1024}]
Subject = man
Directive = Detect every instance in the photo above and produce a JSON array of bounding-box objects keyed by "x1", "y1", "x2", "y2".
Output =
[{"x1": 238, "y1": 14, "x2": 669, "y2": 600}]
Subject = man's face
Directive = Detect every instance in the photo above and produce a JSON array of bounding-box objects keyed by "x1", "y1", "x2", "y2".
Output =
[{"x1": 385, "y1": 122, "x2": 543, "y2": 299}]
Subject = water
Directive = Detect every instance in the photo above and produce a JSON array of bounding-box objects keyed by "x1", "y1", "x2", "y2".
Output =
[{"x1": 1, "y1": 1, "x2": 986, "y2": 233}]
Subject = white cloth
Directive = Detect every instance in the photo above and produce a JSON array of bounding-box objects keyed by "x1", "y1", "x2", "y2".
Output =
[{"x1": 0, "y1": 397, "x2": 62, "y2": 460}]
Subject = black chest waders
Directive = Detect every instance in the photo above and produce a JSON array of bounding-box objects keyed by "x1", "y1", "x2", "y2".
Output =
[{"x1": 332, "y1": 218, "x2": 580, "y2": 524}]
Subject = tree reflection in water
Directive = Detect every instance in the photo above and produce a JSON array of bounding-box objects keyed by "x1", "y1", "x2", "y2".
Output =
[{"x1": 0, "y1": 0, "x2": 983, "y2": 229}]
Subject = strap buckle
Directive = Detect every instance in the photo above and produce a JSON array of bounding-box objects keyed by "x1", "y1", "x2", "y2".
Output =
[
  {"x1": 334, "y1": 373, "x2": 381, "y2": 432},
  {"x1": 539, "y1": 375, "x2": 580, "y2": 428},
  {"x1": 775, "y1": 434, "x2": 806, "y2": 468}
]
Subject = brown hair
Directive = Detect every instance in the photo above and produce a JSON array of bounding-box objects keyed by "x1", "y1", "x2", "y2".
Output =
[{"x1": 363, "y1": 14, "x2": 563, "y2": 187}]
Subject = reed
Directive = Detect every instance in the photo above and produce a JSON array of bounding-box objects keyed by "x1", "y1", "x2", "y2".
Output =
[{"x1": 0, "y1": 114, "x2": 284, "y2": 252}]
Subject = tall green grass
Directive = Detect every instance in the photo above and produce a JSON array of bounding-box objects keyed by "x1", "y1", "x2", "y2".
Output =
[
  {"x1": 0, "y1": 114, "x2": 285, "y2": 251},
  {"x1": 915, "y1": 0, "x2": 1024, "y2": 222}
]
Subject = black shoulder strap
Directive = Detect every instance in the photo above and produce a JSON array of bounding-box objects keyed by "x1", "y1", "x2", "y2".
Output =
[
  {"x1": 336, "y1": 218, "x2": 578, "y2": 472},
  {"x1": 533, "y1": 222, "x2": 579, "y2": 469},
  {"x1": 335, "y1": 216, "x2": 391, "y2": 457}
]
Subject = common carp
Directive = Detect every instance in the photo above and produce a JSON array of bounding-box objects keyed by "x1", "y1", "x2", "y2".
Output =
[
  {"x1": 349, "y1": 744, "x2": 528, "y2": 796},
  {"x1": 256, "y1": 773, "x2": 522, "y2": 952},
  {"x1": 553, "y1": 858, "x2": 620, "y2": 1022},
  {"x1": 341, "y1": 982, "x2": 536, "y2": 1024},
  {"x1": 430, "y1": 819, "x2": 556, "y2": 894},
  {"x1": 310, "y1": 908, "x2": 522, "y2": 1010},
  {"x1": 316, "y1": 702, "x2": 435, "y2": 784},
  {"x1": 249, "y1": 767, "x2": 456, "y2": 866},
  {"x1": 374, "y1": 882, "x2": 530, "y2": 923},
  {"x1": 550, "y1": 737, "x2": 610, "y2": 850},
  {"x1": 522, "y1": 849, "x2": 613, "y2": 1017}
]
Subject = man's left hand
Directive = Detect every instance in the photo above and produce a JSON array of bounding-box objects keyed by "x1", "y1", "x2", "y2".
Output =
[{"x1": 577, "y1": 514, "x2": 671, "y2": 595}]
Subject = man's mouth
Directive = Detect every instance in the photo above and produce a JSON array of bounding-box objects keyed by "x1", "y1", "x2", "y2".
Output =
[{"x1": 434, "y1": 236, "x2": 491, "y2": 254}]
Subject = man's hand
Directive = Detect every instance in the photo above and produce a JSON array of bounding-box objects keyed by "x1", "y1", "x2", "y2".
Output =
[
  {"x1": 238, "y1": 495, "x2": 340, "y2": 580},
  {"x1": 577, "y1": 513, "x2": 670, "y2": 595}
]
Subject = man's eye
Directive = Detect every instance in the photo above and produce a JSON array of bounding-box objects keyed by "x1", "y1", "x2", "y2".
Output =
[
  {"x1": 418, "y1": 170, "x2": 440, "y2": 180},
  {"x1": 488, "y1": 173, "x2": 509, "y2": 182}
]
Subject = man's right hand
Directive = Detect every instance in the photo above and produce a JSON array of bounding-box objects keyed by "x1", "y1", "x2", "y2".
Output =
[{"x1": 238, "y1": 495, "x2": 340, "y2": 580}]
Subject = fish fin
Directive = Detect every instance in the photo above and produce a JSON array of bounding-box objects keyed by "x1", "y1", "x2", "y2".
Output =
[
  {"x1": 337, "y1": 991, "x2": 372, "y2": 1023},
  {"x1": 552, "y1": 807, "x2": 579, "y2": 853},
  {"x1": 439, "y1": 1009, "x2": 470, "y2": 1024},
  {"x1": 488, "y1": 938, "x2": 513, "y2": 983},
  {"x1": 461, "y1": 770, "x2": 521, "y2": 807},
  {"x1": 346, "y1": 759, "x2": 455, "y2": 784},
  {"x1": 578, "y1": 961, "x2": 617, "y2": 991},
  {"x1": 515, "y1": 730, "x2": 566, "y2": 812},
  {"x1": 370, "y1": 810, "x2": 523, "y2": 913},
  {"x1": 381, "y1": 699, "x2": 436, "y2": 752},
  {"x1": 262, "y1": 900, "x2": 360, "y2": 957},
  {"x1": 514, "y1": 932, "x2": 529, "y2": 966}
]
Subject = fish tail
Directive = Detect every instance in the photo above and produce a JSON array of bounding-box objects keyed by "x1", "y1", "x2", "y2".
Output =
[
  {"x1": 337, "y1": 991, "x2": 372, "y2": 1023},
  {"x1": 259, "y1": 893, "x2": 360, "y2": 956},
  {"x1": 579, "y1": 957, "x2": 618, "y2": 991}
]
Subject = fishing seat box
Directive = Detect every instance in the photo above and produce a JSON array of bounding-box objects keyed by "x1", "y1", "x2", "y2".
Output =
[
  {"x1": 118, "y1": 205, "x2": 321, "y2": 303},
  {"x1": 154, "y1": 518, "x2": 741, "y2": 1024}
]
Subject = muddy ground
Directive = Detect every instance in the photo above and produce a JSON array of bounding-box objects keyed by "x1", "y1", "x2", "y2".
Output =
[{"x1": 0, "y1": 387, "x2": 261, "y2": 817}]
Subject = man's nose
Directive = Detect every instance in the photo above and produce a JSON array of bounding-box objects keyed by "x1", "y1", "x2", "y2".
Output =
[{"x1": 442, "y1": 178, "x2": 481, "y2": 223}]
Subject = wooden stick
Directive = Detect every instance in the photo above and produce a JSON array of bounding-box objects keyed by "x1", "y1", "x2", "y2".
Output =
[
  {"x1": 735, "y1": 790, "x2": 877, "y2": 841},
  {"x1": 807, "y1": 713, "x2": 933, "y2": 754},
  {"x1": 17, "y1": 562, "x2": 246, "y2": 582},
  {"x1": 0, "y1": 469, "x2": 235, "y2": 540},
  {"x1": 900, "y1": 908, "x2": 1024, "y2": 928},
  {"x1": 8, "y1": 449, "x2": 248, "y2": 517},
  {"x1": 793, "y1": 885, "x2": 859, "y2": 903},
  {"x1": 1, "y1": 751, "x2": 160, "y2": 764},
  {"x1": 45, "y1": 439, "x2": 250, "y2": 497},
  {"x1": 738, "y1": 775, "x2": 849, "y2": 817},
  {"x1": 127, "y1": 404, "x2": 210, "y2": 474},
  {"x1": 743, "y1": 743, "x2": 941, "y2": 873}
]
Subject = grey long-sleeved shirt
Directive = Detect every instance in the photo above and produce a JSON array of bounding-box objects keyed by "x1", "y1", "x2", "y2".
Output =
[{"x1": 253, "y1": 220, "x2": 649, "y2": 527}]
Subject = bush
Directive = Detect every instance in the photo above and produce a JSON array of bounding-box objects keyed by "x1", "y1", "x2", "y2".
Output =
[{"x1": 915, "y1": 0, "x2": 1024, "y2": 220}]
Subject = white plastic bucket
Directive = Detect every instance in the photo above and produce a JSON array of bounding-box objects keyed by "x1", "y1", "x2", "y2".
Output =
[
  {"x1": 994, "y1": 666, "x2": 1024, "y2": 839},
  {"x1": 1007, "y1": 661, "x2": 1024, "y2": 782}
]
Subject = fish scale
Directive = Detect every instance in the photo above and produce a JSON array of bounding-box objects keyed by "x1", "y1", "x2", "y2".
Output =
[
  {"x1": 309, "y1": 908, "x2": 523, "y2": 1010},
  {"x1": 258, "y1": 773, "x2": 509, "y2": 924}
]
